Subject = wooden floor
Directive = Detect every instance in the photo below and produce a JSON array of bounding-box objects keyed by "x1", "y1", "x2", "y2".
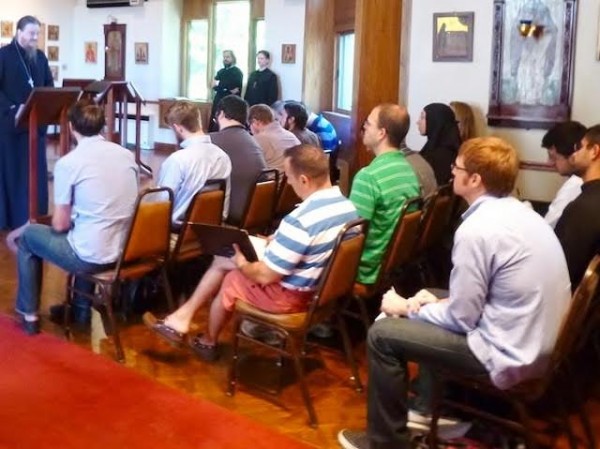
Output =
[{"x1": 1, "y1": 145, "x2": 598, "y2": 449}]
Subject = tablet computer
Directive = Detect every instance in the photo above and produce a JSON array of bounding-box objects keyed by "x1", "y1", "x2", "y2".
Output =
[{"x1": 187, "y1": 223, "x2": 266, "y2": 262}]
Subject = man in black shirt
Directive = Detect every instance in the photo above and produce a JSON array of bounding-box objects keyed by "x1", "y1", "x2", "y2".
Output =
[
  {"x1": 555, "y1": 124, "x2": 600, "y2": 291},
  {"x1": 209, "y1": 50, "x2": 243, "y2": 132},
  {"x1": 244, "y1": 50, "x2": 278, "y2": 107}
]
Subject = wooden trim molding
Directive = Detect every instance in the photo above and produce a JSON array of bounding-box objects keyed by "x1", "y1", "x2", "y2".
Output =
[{"x1": 519, "y1": 160, "x2": 556, "y2": 172}]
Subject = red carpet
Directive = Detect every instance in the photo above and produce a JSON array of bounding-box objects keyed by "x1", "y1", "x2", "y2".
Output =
[{"x1": 0, "y1": 315, "x2": 313, "y2": 449}]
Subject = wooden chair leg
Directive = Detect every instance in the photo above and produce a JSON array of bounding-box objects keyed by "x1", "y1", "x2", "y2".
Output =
[
  {"x1": 288, "y1": 338, "x2": 318, "y2": 428},
  {"x1": 160, "y1": 267, "x2": 175, "y2": 312},
  {"x1": 336, "y1": 312, "x2": 363, "y2": 392},
  {"x1": 227, "y1": 314, "x2": 242, "y2": 397},
  {"x1": 103, "y1": 284, "x2": 125, "y2": 363}
]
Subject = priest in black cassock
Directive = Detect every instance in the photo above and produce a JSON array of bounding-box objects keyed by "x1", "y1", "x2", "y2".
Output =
[
  {"x1": 208, "y1": 50, "x2": 243, "y2": 132},
  {"x1": 0, "y1": 15, "x2": 53, "y2": 230},
  {"x1": 244, "y1": 50, "x2": 279, "y2": 107}
]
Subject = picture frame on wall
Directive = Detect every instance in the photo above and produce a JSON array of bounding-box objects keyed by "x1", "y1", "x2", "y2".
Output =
[
  {"x1": 50, "y1": 65, "x2": 59, "y2": 82},
  {"x1": 85, "y1": 41, "x2": 97, "y2": 64},
  {"x1": 134, "y1": 42, "x2": 148, "y2": 64},
  {"x1": 432, "y1": 12, "x2": 474, "y2": 62},
  {"x1": 487, "y1": 0, "x2": 577, "y2": 129},
  {"x1": 281, "y1": 44, "x2": 296, "y2": 64},
  {"x1": 47, "y1": 25, "x2": 59, "y2": 41},
  {"x1": 0, "y1": 21, "x2": 13, "y2": 39},
  {"x1": 104, "y1": 23, "x2": 126, "y2": 81},
  {"x1": 47, "y1": 45, "x2": 59, "y2": 62}
]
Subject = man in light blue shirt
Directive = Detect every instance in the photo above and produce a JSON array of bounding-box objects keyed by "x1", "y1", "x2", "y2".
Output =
[
  {"x1": 15, "y1": 100, "x2": 139, "y2": 334},
  {"x1": 158, "y1": 101, "x2": 231, "y2": 223},
  {"x1": 338, "y1": 137, "x2": 571, "y2": 449}
]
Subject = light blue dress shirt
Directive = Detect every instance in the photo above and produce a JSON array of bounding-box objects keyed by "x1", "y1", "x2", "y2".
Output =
[{"x1": 414, "y1": 195, "x2": 572, "y2": 389}]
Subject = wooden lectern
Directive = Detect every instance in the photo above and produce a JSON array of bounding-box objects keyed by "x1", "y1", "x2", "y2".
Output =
[
  {"x1": 16, "y1": 87, "x2": 81, "y2": 222},
  {"x1": 84, "y1": 80, "x2": 151, "y2": 176}
]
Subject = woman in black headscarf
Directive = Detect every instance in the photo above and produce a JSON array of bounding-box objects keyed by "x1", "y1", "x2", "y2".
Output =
[{"x1": 417, "y1": 103, "x2": 462, "y2": 185}]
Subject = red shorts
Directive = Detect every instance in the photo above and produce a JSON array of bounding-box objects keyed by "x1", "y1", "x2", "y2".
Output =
[{"x1": 220, "y1": 269, "x2": 312, "y2": 313}]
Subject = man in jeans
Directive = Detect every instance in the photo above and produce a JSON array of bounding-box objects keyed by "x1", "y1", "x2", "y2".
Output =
[
  {"x1": 15, "y1": 99, "x2": 138, "y2": 334},
  {"x1": 338, "y1": 137, "x2": 571, "y2": 449}
]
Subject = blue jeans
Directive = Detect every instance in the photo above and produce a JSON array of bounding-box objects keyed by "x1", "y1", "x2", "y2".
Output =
[
  {"x1": 15, "y1": 224, "x2": 112, "y2": 316},
  {"x1": 366, "y1": 318, "x2": 487, "y2": 448}
]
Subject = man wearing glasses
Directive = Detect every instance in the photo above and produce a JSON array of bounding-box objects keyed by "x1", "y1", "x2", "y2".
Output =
[
  {"x1": 555, "y1": 125, "x2": 600, "y2": 291},
  {"x1": 339, "y1": 137, "x2": 571, "y2": 449}
]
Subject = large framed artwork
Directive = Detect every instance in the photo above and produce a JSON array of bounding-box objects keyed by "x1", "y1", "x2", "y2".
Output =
[
  {"x1": 432, "y1": 12, "x2": 474, "y2": 62},
  {"x1": 104, "y1": 23, "x2": 126, "y2": 81},
  {"x1": 487, "y1": 0, "x2": 578, "y2": 129}
]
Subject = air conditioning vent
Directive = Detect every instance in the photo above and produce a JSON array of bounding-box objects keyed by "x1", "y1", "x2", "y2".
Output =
[{"x1": 87, "y1": 0, "x2": 145, "y2": 7}]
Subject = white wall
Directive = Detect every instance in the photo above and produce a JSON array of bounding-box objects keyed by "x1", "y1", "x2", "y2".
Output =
[
  {"x1": 0, "y1": 0, "x2": 77, "y2": 85},
  {"x1": 405, "y1": 0, "x2": 600, "y2": 201},
  {"x1": 264, "y1": 0, "x2": 305, "y2": 101}
]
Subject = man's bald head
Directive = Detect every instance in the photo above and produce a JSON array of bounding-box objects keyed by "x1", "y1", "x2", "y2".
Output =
[{"x1": 373, "y1": 104, "x2": 410, "y2": 148}]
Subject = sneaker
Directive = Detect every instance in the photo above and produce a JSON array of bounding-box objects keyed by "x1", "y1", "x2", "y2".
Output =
[
  {"x1": 240, "y1": 320, "x2": 284, "y2": 346},
  {"x1": 407, "y1": 410, "x2": 471, "y2": 440},
  {"x1": 338, "y1": 429, "x2": 369, "y2": 449}
]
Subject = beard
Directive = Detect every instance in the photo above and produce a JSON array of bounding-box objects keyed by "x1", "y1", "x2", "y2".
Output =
[
  {"x1": 223, "y1": 62, "x2": 232, "y2": 68},
  {"x1": 25, "y1": 46, "x2": 37, "y2": 62}
]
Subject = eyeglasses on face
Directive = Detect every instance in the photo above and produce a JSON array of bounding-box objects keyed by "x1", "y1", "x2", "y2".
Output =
[{"x1": 451, "y1": 162, "x2": 468, "y2": 172}]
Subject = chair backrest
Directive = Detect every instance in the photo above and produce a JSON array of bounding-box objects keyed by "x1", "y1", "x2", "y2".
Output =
[
  {"x1": 240, "y1": 169, "x2": 279, "y2": 233},
  {"x1": 174, "y1": 179, "x2": 226, "y2": 252},
  {"x1": 374, "y1": 196, "x2": 424, "y2": 288},
  {"x1": 116, "y1": 187, "x2": 174, "y2": 271},
  {"x1": 310, "y1": 218, "x2": 368, "y2": 313},
  {"x1": 274, "y1": 175, "x2": 301, "y2": 218},
  {"x1": 547, "y1": 255, "x2": 600, "y2": 379},
  {"x1": 416, "y1": 183, "x2": 454, "y2": 254}
]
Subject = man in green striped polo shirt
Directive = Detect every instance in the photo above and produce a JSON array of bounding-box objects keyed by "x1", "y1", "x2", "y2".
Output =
[{"x1": 350, "y1": 104, "x2": 420, "y2": 285}]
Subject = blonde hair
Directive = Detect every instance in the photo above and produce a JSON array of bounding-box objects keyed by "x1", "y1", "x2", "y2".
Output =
[
  {"x1": 165, "y1": 101, "x2": 202, "y2": 132},
  {"x1": 459, "y1": 137, "x2": 519, "y2": 197},
  {"x1": 450, "y1": 101, "x2": 476, "y2": 142}
]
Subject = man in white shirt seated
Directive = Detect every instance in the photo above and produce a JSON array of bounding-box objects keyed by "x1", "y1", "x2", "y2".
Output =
[
  {"x1": 541, "y1": 121, "x2": 587, "y2": 228},
  {"x1": 158, "y1": 101, "x2": 232, "y2": 224},
  {"x1": 248, "y1": 104, "x2": 300, "y2": 174},
  {"x1": 338, "y1": 137, "x2": 571, "y2": 449},
  {"x1": 15, "y1": 100, "x2": 139, "y2": 334}
]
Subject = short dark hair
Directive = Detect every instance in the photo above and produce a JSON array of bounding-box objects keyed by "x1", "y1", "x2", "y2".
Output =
[
  {"x1": 16, "y1": 16, "x2": 41, "y2": 31},
  {"x1": 584, "y1": 124, "x2": 600, "y2": 148},
  {"x1": 283, "y1": 102, "x2": 309, "y2": 129},
  {"x1": 248, "y1": 104, "x2": 274, "y2": 124},
  {"x1": 165, "y1": 101, "x2": 201, "y2": 132},
  {"x1": 541, "y1": 121, "x2": 587, "y2": 157},
  {"x1": 284, "y1": 144, "x2": 330, "y2": 183},
  {"x1": 376, "y1": 104, "x2": 410, "y2": 148},
  {"x1": 68, "y1": 99, "x2": 106, "y2": 137},
  {"x1": 257, "y1": 50, "x2": 271, "y2": 60},
  {"x1": 216, "y1": 94, "x2": 248, "y2": 125}
]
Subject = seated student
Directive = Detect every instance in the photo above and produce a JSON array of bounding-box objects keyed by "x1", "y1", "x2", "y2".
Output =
[
  {"x1": 555, "y1": 125, "x2": 600, "y2": 291},
  {"x1": 338, "y1": 137, "x2": 571, "y2": 449},
  {"x1": 144, "y1": 144, "x2": 358, "y2": 361},
  {"x1": 417, "y1": 103, "x2": 462, "y2": 185},
  {"x1": 350, "y1": 103, "x2": 420, "y2": 285},
  {"x1": 449, "y1": 101, "x2": 477, "y2": 143},
  {"x1": 209, "y1": 95, "x2": 267, "y2": 226},
  {"x1": 15, "y1": 100, "x2": 139, "y2": 333},
  {"x1": 306, "y1": 109, "x2": 338, "y2": 153},
  {"x1": 248, "y1": 104, "x2": 300, "y2": 174},
  {"x1": 158, "y1": 101, "x2": 232, "y2": 224},
  {"x1": 540, "y1": 121, "x2": 587, "y2": 228},
  {"x1": 274, "y1": 101, "x2": 321, "y2": 148},
  {"x1": 400, "y1": 140, "x2": 437, "y2": 198}
]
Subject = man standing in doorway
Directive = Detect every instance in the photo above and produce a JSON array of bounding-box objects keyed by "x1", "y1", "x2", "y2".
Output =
[
  {"x1": 209, "y1": 50, "x2": 243, "y2": 132},
  {"x1": 244, "y1": 50, "x2": 278, "y2": 107}
]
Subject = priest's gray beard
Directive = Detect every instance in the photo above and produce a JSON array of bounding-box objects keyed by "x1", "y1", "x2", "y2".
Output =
[{"x1": 25, "y1": 46, "x2": 37, "y2": 63}]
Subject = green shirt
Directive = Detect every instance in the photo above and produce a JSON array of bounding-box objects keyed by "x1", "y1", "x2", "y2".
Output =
[{"x1": 350, "y1": 150, "x2": 420, "y2": 284}]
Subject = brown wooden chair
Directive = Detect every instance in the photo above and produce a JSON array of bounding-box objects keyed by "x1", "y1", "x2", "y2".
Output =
[
  {"x1": 64, "y1": 187, "x2": 175, "y2": 363},
  {"x1": 428, "y1": 255, "x2": 600, "y2": 449},
  {"x1": 274, "y1": 174, "x2": 301, "y2": 219},
  {"x1": 239, "y1": 169, "x2": 279, "y2": 234},
  {"x1": 226, "y1": 218, "x2": 368, "y2": 427},
  {"x1": 346, "y1": 196, "x2": 424, "y2": 332},
  {"x1": 170, "y1": 179, "x2": 226, "y2": 263}
]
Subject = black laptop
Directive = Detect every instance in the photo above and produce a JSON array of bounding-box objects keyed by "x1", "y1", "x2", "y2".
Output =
[{"x1": 188, "y1": 223, "x2": 264, "y2": 262}]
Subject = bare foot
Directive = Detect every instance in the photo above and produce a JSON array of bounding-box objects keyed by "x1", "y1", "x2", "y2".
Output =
[{"x1": 5, "y1": 223, "x2": 28, "y2": 255}]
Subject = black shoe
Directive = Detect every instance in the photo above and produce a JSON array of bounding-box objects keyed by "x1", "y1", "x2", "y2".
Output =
[
  {"x1": 49, "y1": 304, "x2": 91, "y2": 326},
  {"x1": 21, "y1": 317, "x2": 40, "y2": 335}
]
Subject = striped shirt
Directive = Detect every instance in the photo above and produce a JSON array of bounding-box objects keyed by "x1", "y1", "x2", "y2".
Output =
[
  {"x1": 307, "y1": 113, "x2": 338, "y2": 153},
  {"x1": 263, "y1": 186, "x2": 358, "y2": 291},
  {"x1": 350, "y1": 150, "x2": 420, "y2": 284}
]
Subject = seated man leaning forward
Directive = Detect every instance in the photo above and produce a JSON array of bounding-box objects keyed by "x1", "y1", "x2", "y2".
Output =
[
  {"x1": 144, "y1": 144, "x2": 358, "y2": 361},
  {"x1": 158, "y1": 100, "x2": 232, "y2": 224},
  {"x1": 338, "y1": 137, "x2": 571, "y2": 449},
  {"x1": 15, "y1": 100, "x2": 139, "y2": 335}
]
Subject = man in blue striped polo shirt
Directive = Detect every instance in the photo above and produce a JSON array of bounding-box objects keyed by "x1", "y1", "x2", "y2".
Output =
[{"x1": 144, "y1": 144, "x2": 358, "y2": 361}]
